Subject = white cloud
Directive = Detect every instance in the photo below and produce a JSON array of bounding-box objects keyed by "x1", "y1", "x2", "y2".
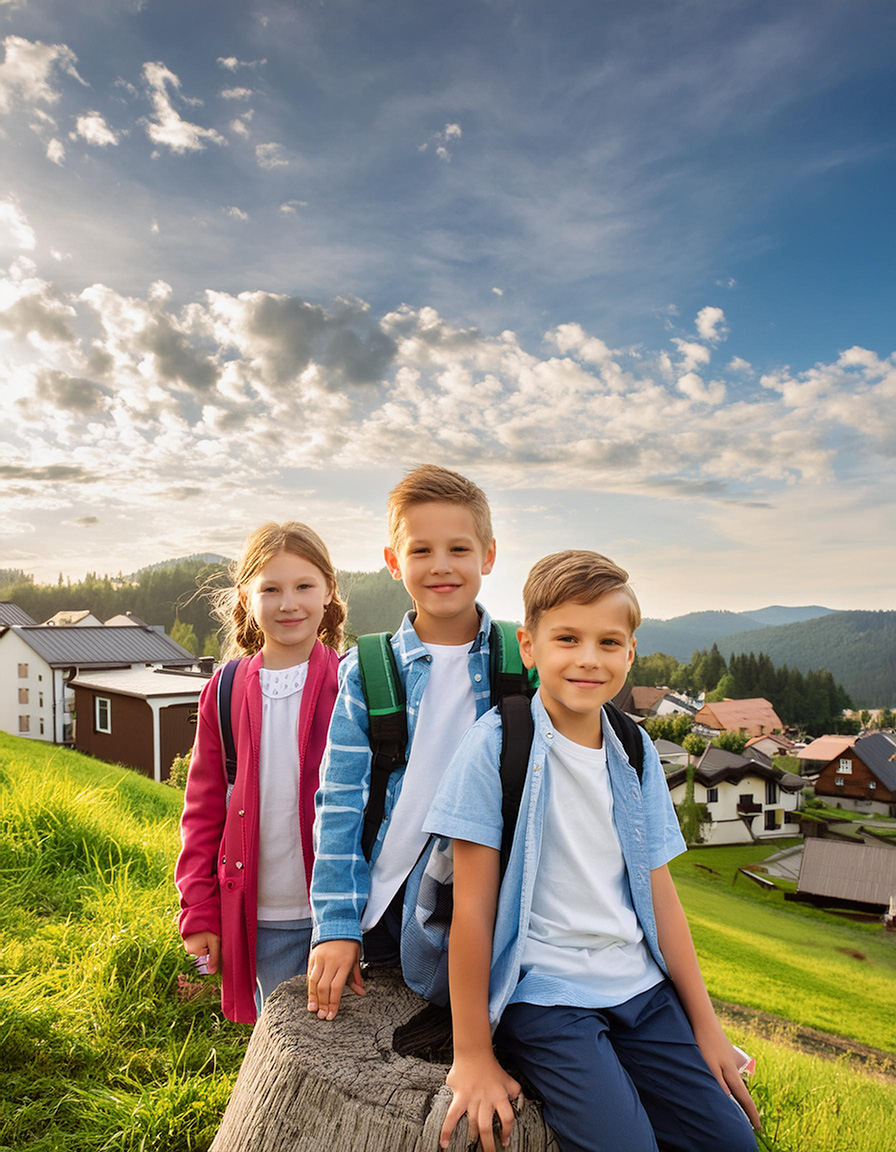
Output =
[
  {"x1": 141, "y1": 62, "x2": 226, "y2": 154},
  {"x1": 72, "y1": 110, "x2": 120, "y2": 147},
  {"x1": 230, "y1": 109, "x2": 254, "y2": 137},
  {"x1": 221, "y1": 87, "x2": 253, "y2": 100},
  {"x1": 46, "y1": 137, "x2": 65, "y2": 165},
  {"x1": 256, "y1": 141, "x2": 287, "y2": 169},
  {"x1": 150, "y1": 218, "x2": 159, "y2": 234},
  {"x1": 491, "y1": 287, "x2": 503, "y2": 296},
  {"x1": 0, "y1": 199, "x2": 37, "y2": 249},
  {"x1": 216, "y1": 56, "x2": 266, "y2": 71},
  {"x1": 420, "y1": 122, "x2": 463, "y2": 161},
  {"x1": 0, "y1": 35, "x2": 86, "y2": 115},
  {"x1": 672, "y1": 338, "x2": 711, "y2": 373},
  {"x1": 224, "y1": 206, "x2": 248, "y2": 221},
  {"x1": 695, "y1": 305, "x2": 728, "y2": 342},
  {"x1": 280, "y1": 200, "x2": 308, "y2": 214},
  {"x1": 716, "y1": 277, "x2": 737, "y2": 289},
  {"x1": 676, "y1": 371, "x2": 726, "y2": 406},
  {"x1": 728, "y1": 356, "x2": 752, "y2": 373}
]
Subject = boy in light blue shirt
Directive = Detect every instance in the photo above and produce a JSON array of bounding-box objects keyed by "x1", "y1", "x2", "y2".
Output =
[{"x1": 426, "y1": 550, "x2": 760, "y2": 1152}]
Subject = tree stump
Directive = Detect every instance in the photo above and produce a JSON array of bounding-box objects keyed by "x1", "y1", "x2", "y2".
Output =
[{"x1": 211, "y1": 968, "x2": 556, "y2": 1152}]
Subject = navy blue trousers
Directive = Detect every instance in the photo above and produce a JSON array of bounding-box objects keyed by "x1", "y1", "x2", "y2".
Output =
[{"x1": 495, "y1": 981, "x2": 757, "y2": 1152}]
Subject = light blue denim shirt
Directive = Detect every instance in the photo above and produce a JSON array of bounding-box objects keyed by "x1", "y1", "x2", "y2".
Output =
[
  {"x1": 310, "y1": 606, "x2": 496, "y2": 946},
  {"x1": 423, "y1": 692, "x2": 687, "y2": 1024}
]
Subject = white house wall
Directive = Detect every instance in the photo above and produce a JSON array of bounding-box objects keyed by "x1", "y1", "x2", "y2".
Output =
[
  {"x1": 0, "y1": 630, "x2": 55, "y2": 742},
  {"x1": 669, "y1": 771, "x2": 801, "y2": 846}
]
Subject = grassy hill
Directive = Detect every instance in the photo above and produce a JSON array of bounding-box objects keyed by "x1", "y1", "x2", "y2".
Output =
[
  {"x1": 719, "y1": 610, "x2": 896, "y2": 707},
  {"x1": 1, "y1": 735, "x2": 894, "y2": 1151}
]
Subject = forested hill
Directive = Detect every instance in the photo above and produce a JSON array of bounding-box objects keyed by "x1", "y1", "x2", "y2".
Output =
[
  {"x1": 0, "y1": 562, "x2": 411, "y2": 655},
  {"x1": 636, "y1": 605, "x2": 837, "y2": 659},
  {"x1": 717, "y1": 611, "x2": 895, "y2": 708}
]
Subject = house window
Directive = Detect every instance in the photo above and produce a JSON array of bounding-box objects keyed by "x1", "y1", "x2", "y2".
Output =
[
  {"x1": 39, "y1": 718, "x2": 45, "y2": 734},
  {"x1": 764, "y1": 810, "x2": 776, "y2": 831},
  {"x1": 835, "y1": 777, "x2": 844, "y2": 787},
  {"x1": 837, "y1": 758, "x2": 852, "y2": 774},
  {"x1": 765, "y1": 780, "x2": 778, "y2": 805},
  {"x1": 18, "y1": 663, "x2": 28, "y2": 679},
  {"x1": 18, "y1": 715, "x2": 30, "y2": 732},
  {"x1": 39, "y1": 692, "x2": 44, "y2": 708},
  {"x1": 95, "y1": 697, "x2": 112, "y2": 734},
  {"x1": 705, "y1": 787, "x2": 718, "y2": 804},
  {"x1": 18, "y1": 688, "x2": 29, "y2": 705},
  {"x1": 869, "y1": 781, "x2": 877, "y2": 790}
]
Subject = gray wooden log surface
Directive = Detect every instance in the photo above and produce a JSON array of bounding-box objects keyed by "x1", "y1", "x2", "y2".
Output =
[{"x1": 211, "y1": 968, "x2": 556, "y2": 1152}]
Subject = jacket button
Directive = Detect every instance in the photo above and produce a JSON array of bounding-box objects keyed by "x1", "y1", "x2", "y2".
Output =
[
  {"x1": 545, "y1": 731, "x2": 554, "y2": 740},
  {"x1": 238, "y1": 809, "x2": 245, "y2": 817},
  {"x1": 235, "y1": 861, "x2": 244, "y2": 870},
  {"x1": 221, "y1": 856, "x2": 226, "y2": 864},
  {"x1": 534, "y1": 763, "x2": 542, "y2": 772},
  {"x1": 474, "y1": 673, "x2": 482, "y2": 682},
  {"x1": 226, "y1": 880, "x2": 235, "y2": 890}
]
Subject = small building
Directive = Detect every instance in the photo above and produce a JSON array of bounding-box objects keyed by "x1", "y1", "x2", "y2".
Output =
[
  {"x1": 71, "y1": 667, "x2": 210, "y2": 782},
  {"x1": 795, "y1": 838, "x2": 896, "y2": 911},
  {"x1": 693, "y1": 697, "x2": 783, "y2": 739},
  {"x1": 104, "y1": 611, "x2": 148, "y2": 627},
  {"x1": 745, "y1": 732, "x2": 796, "y2": 761},
  {"x1": 655, "y1": 739, "x2": 689, "y2": 768},
  {"x1": 796, "y1": 734, "x2": 858, "y2": 776},
  {"x1": 666, "y1": 745, "x2": 803, "y2": 845},
  {"x1": 0, "y1": 603, "x2": 37, "y2": 627},
  {"x1": 813, "y1": 732, "x2": 896, "y2": 816},
  {"x1": 43, "y1": 609, "x2": 104, "y2": 627},
  {"x1": 653, "y1": 693, "x2": 699, "y2": 719},
  {"x1": 0, "y1": 624, "x2": 195, "y2": 744}
]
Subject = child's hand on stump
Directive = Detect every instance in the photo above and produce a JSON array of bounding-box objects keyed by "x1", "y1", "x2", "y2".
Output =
[
  {"x1": 440, "y1": 1053, "x2": 522, "y2": 1151},
  {"x1": 306, "y1": 939, "x2": 365, "y2": 1020}
]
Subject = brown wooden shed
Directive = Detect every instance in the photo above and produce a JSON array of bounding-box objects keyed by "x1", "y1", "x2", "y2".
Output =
[{"x1": 72, "y1": 667, "x2": 210, "y2": 781}]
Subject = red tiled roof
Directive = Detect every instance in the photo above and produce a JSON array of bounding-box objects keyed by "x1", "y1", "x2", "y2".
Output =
[
  {"x1": 796, "y1": 735, "x2": 858, "y2": 761},
  {"x1": 694, "y1": 697, "x2": 783, "y2": 733}
]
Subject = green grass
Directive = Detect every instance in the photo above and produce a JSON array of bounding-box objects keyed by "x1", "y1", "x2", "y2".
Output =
[
  {"x1": 0, "y1": 735, "x2": 247, "y2": 1151},
  {"x1": 2, "y1": 735, "x2": 895, "y2": 1152}
]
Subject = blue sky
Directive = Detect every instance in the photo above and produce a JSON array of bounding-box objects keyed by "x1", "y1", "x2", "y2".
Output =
[{"x1": 1, "y1": 0, "x2": 893, "y2": 621}]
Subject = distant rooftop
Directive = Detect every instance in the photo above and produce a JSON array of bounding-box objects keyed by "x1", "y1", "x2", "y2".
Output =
[
  {"x1": 3, "y1": 625, "x2": 194, "y2": 668},
  {"x1": 797, "y1": 734, "x2": 858, "y2": 762},
  {"x1": 0, "y1": 602, "x2": 37, "y2": 627},
  {"x1": 797, "y1": 838, "x2": 896, "y2": 907},
  {"x1": 695, "y1": 697, "x2": 783, "y2": 733},
  {"x1": 71, "y1": 666, "x2": 210, "y2": 698},
  {"x1": 43, "y1": 609, "x2": 97, "y2": 626},
  {"x1": 853, "y1": 733, "x2": 896, "y2": 791}
]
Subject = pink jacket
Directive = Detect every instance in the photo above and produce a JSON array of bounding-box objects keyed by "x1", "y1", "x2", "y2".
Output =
[{"x1": 175, "y1": 641, "x2": 339, "y2": 1024}]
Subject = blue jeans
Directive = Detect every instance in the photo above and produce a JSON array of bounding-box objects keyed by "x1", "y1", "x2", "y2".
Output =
[
  {"x1": 495, "y1": 981, "x2": 757, "y2": 1152},
  {"x1": 255, "y1": 919, "x2": 312, "y2": 1015}
]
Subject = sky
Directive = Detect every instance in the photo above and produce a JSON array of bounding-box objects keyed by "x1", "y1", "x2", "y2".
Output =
[{"x1": 0, "y1": 0, "x2": 894, "y2": 622}]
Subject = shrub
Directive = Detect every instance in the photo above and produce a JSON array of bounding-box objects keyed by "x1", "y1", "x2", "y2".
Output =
[{"x1": 166, "y1": 753, "x2": 191, "y2": 791}]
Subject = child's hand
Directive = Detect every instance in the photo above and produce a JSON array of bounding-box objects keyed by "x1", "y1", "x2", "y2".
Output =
[
  {"x1": 306, "y1": 939, "x2": 364, "y2": 1020},
  {"x1": 692, "y1": 1018, "x2": 761, "y2": 1131},
  {"x1": 183, "y1": 931, "x2": 221, "y2": 975},
  {"x1": 440, "y1": 1053, "x2": 522, "y2": 1152}
]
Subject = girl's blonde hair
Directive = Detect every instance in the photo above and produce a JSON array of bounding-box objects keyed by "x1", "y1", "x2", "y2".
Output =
[{"x1": 212, "y1": 522, "x2": 346, "y2": 659}]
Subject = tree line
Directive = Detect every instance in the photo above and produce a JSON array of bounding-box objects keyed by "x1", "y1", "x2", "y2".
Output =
[{"x1": 630, "y1": 644, "x2": 855, "y2": 734}]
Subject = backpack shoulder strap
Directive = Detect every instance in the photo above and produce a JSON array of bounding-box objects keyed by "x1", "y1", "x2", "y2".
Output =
[
  {"x1": 216, "y1": 658, "x2": 241, "y2": 787},
  {"x1": 604, "y1": 700, "x2": 644, "y2": 782},
  {"x1": 356, "y1": 633, "x2": 408, "y2": 860},
  {"x1": 498, "y1": 693, "x2": 535, "y2": 878},
  {"x1": 489, "y1": 620, "x2": 534, "y2": 707}
]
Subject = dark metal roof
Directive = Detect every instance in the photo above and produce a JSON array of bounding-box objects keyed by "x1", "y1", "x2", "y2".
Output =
[
  {"x1": 7, "y1": 625, "x2": 194, "y2": 667},
  {"x1": 797, "y1": 838, "x2": 896, "y2": 907},
  {"x1": 853, "y1": 733, "x2": 896, "y2": 791},
  {"x1": 0, "y1": 602, "x2": 37, "y2": 626}
]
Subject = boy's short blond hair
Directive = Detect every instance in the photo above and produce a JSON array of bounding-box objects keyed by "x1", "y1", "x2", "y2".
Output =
[
  {"x1": 387, "y1": 464, "x2": 493, "y2": 552},
  {"x1": 523, "y1": 549, "x2": 641, "y2": 634}
]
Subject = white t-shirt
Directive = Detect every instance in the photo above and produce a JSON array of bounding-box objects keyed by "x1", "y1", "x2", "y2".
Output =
[
  {"x1": 256, "y1": 662, "x2": 311, "y2": 922},
  {"x1": 519, "y1": 728, "x2": 662, "y2": 1002},
  {"x1": 362, "y1": 642, "x2": 476, "y2": 930}
]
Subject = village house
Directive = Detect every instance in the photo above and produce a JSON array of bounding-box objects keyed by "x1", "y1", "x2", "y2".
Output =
[
  {"x1": 744, "y1": 732, "x2": 796, "y2": 761},
  {"x1": 665, "y1": 744, "x2": 803, "y2": 845},
  {"x1": 43, "y1": 609, "x2": 104, "y2": 627},
  {"x1": 0, "y1": 623, "x2": 195, "y2": 745},
  {"x1": 0, "y1": 603, "x2": 37, "y2": 627},
  {"x1": 612, "y1": 685, "x2": 700, "y2": 719},
  {"x1": 796, "y1": 734, "x2": 857, "y2": 778},
  {"x1": 654, "y1": 739, "x2": 689, "y2": 768},
  {"x1": 693, "y1": 697, "x2": 783, "y2": 739},
  {"x1": 813, "y1": 732, "x2": 896, "y2": 817},
  {"x1": 795, "y1": 838, "x2": 896, "y2": 912},
  {"x1": 71, "y1": 666, "x2": 210, "y2": 782}
]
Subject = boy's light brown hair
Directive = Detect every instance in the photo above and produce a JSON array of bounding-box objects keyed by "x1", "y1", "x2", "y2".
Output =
[
  {"x1": 387, "y1": 464, "x2": 493, "y2": 552},
  {"x1": 523, "y1": 549, "x2": 641, "y2": 634}
]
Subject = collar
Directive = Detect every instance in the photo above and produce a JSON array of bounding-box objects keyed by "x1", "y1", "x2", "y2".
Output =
[{"x1": 394, "y1": 603, "x2": 494, "y2": 666}]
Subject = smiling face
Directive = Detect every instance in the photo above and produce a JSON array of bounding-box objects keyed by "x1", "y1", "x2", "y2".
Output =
[
  {"x1": 384, "y1": 500, "x2": 496, "y2": 644},
  {"x1": 243, "y1": 550, "x2": 333, "y2": 668},
  {"x1": 518, "y1": 591, "x2": 636, "y2": 746}
]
